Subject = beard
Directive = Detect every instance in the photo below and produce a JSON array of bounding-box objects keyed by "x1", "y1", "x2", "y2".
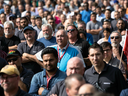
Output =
[
  {"x1": 44, "y1": 33, "x2": 49, "y2": 38},
  {"x1": 4, "y1": 31, "x2": 12, "y2": 36}
]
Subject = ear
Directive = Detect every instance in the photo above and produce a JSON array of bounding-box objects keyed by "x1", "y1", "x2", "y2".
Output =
[{"x1": 66, "y1": 88, "x2": 70, "y2": 96}]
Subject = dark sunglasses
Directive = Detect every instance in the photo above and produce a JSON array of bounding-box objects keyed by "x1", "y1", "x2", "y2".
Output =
[
  {"x1": 7, "y1": 57, "x2": 18, "y2": 62},
  {"x1": 10, "y1": 18, "x2": 15, "y2": 20},
  {"x1": 67, "y1": 29, "x2": 75, "y2": 32},
  {"x1": 110, "y1": 36, "x2": 120, "y2": 39}
]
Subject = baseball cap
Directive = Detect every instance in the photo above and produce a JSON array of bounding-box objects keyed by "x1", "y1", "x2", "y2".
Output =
[
  {"x1": 0, "y1": 65, "x2": 20, "y2": 76},
  {"x1": 6, "y1": 49, "x2": 22, "y2": 58},
  {"x1": 24, "y1": 26, "x2": 35, "y2": 33},
  {"x1": 9, "y1": 14, "x2": 16, "y2": 20},
  {"x1": 35, "y1": 15, "x2": 42, "y2": 19}
]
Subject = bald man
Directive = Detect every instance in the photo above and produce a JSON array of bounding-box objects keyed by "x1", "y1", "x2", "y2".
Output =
[
  {"x1": 48, "y1": 57, "x2": 85, "y2": 96},
  {"x1": 78, "y1": 84, "x2": 96, "y2": 96}
]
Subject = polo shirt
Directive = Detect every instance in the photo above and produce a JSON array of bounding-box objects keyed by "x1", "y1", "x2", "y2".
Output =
[
  {"x1": 15, "y1": 87, "x2": 31, "y2": 96},
  {"x1": 84, "y1": 63, "x2": 127, "y2": 96},
  {"x1": 17, "y1": 40, "x2": 45, "y2": 74},
  {"x1": 35, "y1": 44, "x2": 85, "y2": 72},
  {"x1": 29, "y1": 69, "x2": 66, "y2": 96}
]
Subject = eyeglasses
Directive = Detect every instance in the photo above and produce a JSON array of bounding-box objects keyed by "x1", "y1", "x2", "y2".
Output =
[
  {"x1": 67, "y1": 29, "x2": 75, "y2": 32},
  {"x1": 7, "y1": 57, "x2": 18, "y2": 62},
  {"x1": 0, "y1": 75, "x2": 18, "y2": 80},
  {"x1": 103, "y1": 49, "x2": 111, "y2": 52},
  {"x1": 110, "y1": 36, "x2": 120, "y2": 39}
]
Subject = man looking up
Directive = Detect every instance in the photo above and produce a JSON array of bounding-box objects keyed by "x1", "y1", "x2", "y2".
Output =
[{"x1": 29, "y1": 47, "x2": 66, "y2": 96}]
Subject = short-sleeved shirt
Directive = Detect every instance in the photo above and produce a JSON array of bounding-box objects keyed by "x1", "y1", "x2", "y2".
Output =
[
  {"x1": 86, "y1": 21, "x2": 102, "y2": 43},
  {"x1": 15, "y1": 30, "x2": 26, "y2": 40},
  {"x1": 84, "y1": 63, "x2": 127, "y2": 96},
  {"x1": 3, "y1": 35, "x2": 21, "y2": 46},
  {"x1": 17, "y1": 40, "x2": 45, "y2": 74},
  {"x1": 37, "y1": 37, "x2": 57, "y2": 47}
]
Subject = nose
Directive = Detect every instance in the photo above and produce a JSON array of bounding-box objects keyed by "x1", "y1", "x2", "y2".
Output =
[
  {"x1": 72, "y1": 69, "x2": 76, "y2": 74},
  {"x1": 94, "y1": 55, "x2": 97, "y2": 60}
]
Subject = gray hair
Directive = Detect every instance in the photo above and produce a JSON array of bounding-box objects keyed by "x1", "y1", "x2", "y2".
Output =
[
  {"x1": 41, "y1": 24, "x2": 53, "y2": 33},
  {"x1": 4, "y1": 21, "x2": 14, "y2": 29},
  {"x1": 110, "y1": 31, "x2": 122, "y2": 39}
]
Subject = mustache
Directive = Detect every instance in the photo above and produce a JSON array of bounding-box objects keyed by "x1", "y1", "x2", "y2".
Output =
[{"x1": 1, "y1": 82, "x2": 9, "y2": 85}]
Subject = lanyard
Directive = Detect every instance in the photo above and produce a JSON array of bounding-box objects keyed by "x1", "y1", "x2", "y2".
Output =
[{"x1": 57, "y1": 44, "x2": 69, "y2": 63}]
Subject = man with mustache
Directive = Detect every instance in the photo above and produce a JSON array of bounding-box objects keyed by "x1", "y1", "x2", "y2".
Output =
[
  {"x1": 0, "y1": 65, "x2": 31, "y2": 96},
  {"x1": 37, "y1": 24, "x2": 57, "y2": 47},
  {"x1": 29, "y1": 47, "x2": 66, "y2": 96}
]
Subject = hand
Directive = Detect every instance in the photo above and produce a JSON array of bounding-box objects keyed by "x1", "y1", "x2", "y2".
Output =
[
  {"x1": 38, "y1": 87, "x2": 45, "y2": 95},
  {"x1": 22, "y1": 53, "x2": 29, "y2": 58},
  {"x1": 50, "y1": 94, "x2": 57, "y2": 96}
]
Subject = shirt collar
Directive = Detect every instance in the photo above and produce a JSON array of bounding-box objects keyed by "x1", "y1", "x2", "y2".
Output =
[{"x1": 58, "y1": 43, "x2": 69, "y2": 50}]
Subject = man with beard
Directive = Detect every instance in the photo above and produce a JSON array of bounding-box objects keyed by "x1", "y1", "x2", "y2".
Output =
[
  {"x1": 28, "y1": 47, "x2": 66, "y2": 96},
  {"x1": 6, "y1": 49, "x2": 34, "y2": 92},
  {"x1": 17, "y1": 26, "x2": 45, "y2": 74},
  {"x1": 110, "y1": 31, "x2": 127, "y2": 71},
  {"x1": 0, "y1": 65, "x2": 31, "y2": 96},
  {"x1": 37, "y1": 24, "x2": 56, "y2": 47},
  {"x1": 2, "y1": 21, "x2": 20, "y2": 50}
]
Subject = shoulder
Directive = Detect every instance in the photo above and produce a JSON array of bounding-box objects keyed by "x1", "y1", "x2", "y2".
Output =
[{"x1": 120, "y1": 89, "x2": 128, "y2": 96}]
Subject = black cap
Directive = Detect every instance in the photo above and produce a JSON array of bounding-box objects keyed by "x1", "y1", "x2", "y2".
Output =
[
  {"x1": 91, "y1": 12, "x2": 96, "y2": 15},
  {"x1": 103, "y1": 19, "x2": 110, "y2": 22},
  {"x1": 6, "y1": 49, "x2": 22, "y2": 58},
  {"x1": 9, "y1": 14, "x2": 16, "y2": 20},
  {"x1": 24, "y1": 26, "x2": 35, "y2": 33},
  {"x1": 35, "y1": 15, "x2": 42, "y2": 19}
]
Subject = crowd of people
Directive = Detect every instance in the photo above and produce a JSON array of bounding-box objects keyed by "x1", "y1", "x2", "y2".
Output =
[{"x1": 0, "y1": 0, "x2": 128, "y2": 96}]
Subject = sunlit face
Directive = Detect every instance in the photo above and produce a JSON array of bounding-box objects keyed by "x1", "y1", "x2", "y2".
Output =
[
  {"x1": 42, "y1": 26, "x2": 52, "y2": 39},
  {"x1": 103, "y1": 30, "x2": 110, "y2": 38},
  {"x1": 4, "y1": 24, "x2": 14, "y2": 36},
  {"x1": 67, "y1": 26, "x2": 78, "y2": 39},
  {"x1": 89, "y1": 48, "x2": 104, "y2": 67},
  {"x1": 42, "y1": 53, "x2": 58, "y2": 72},
  {"x1": 0, "y1": 74, "x2": 19, "y2": 92},
  {"x1": 103, "y1": 46, "x2": 112, "y2": 59},
  {"x1": 24, "y1": 30, "x2": 35, "y2": 41}
]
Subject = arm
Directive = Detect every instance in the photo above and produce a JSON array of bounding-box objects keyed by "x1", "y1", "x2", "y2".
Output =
[
  {"x1": 18, "y1": 79, "x2": 28, "y2": 92},
  {"x1": 86, "y1": 28, "x2": 102, "y2": 35},
  {"x1": 8, "y1": 45, "x2": 18, "y2": 50}
]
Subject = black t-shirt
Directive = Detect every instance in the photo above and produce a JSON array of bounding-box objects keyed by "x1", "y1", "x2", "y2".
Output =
[{"x1": 3, "y1": 35, "x2": 20, "y2": 46}]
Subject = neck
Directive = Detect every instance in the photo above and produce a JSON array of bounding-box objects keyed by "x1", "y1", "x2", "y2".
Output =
[
  {"x1": 103, "y1": 57, "x2": 111, "y2": 64},
  {"x1": 118, "y1": 29, "x2": 123, "y2": 33},
  {"x1": 46, "y1": 68, "x2": 57, "y2": 77},
  {"x1": 45, "y1": 36, "x2": 52, "y2": 40},
  {"x1": 69, "y1": 37, "x2": 78, "y2": 44},
  {"x1": 46, "y1": 4, "x2": 50, "y2": 7},
  {"x1": 27, "y1": 39, "x2": 35, "y2": 47},
  {"x1": 59, "y1": 42, "x2": 68, "y2": 49},
  {"x1": 4, "y1": 87, "x2": 19, "y2": 96},
  {"x1": 37, "y1": 25, "x2": 41, "y2": 29},
  {"x1": 92, "y1": 20, "x2": 97, "y2": 23},
  {"x1": 94, "y1": 62, "x2": 105, "y2": 74},
  {"x1": 106, "y1": 17, "x2": 110, "y2": 19},
  {"x1": 5, "y1": 34, "x2": 13, "y2": 38}
]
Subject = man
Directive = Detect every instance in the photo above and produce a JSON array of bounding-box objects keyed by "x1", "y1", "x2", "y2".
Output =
[
  {"x1": 96, "y1": 6, "x2": 105, "y2": 22},
  {"x1": 9, "y1": 14, "x2": 17, "y2": 28},
  {"x1": 47, "y1": 18, "x2": 55, "y2": 33},
  {"x1": 110, "y1": 31, "x2": 127, "y2": 71},
  {"x1": 66, "y1": 24, "x2": 90, "y2": 58},
  {"x1": 16, "y1": 4, "x2": 24, "y2": 17},
  {"x1": 37, "y1": 24, "x2": 56, "y2": 47},
  {"x1": 6, "y1": 49, "x2": 34, "y2": 92},
  {"x1": 15, "y1": 17, "x2": 22, "y2": 33},
  {"x1": 65, "y1": 74, "x2": 85, "y2": 96},
  {"x1": 15, "y1": 17, "x2": 29, "y2": 42},
  {"x1": 80, "y1": 2, "x2": 92, "y2": 24},
  {"x1": 77, "y1": 21, "x2": 93, "y2": 45},
  {"x1": 28, "y1": 47, "x2": 67, "y2": 96},
  {"x1": 2, "y1": 21, "x2": 20, "y2": 50},
  {"x1": 78, "y1": 84, "x2": 96, "y2": 96},
  {"x1": 118, "y1": 7, "x2": 128, "y2": 22},
  {"x1": 0, "y1": 65, "x2": 31, "y2": 96},
  {"x1": 84, "y1": 43, "x2": 127, "y2": 96},
  {"x1": 0, "y1": 13, "x2": 6, "y2": 27},
  {"x1": 100, "y1": 42, "x2": 126, "y2": 78},
  {"x1": 4, "y1": 4, "x2": 12, "y2": 21},
  {"x1": 17, "y1": 26, "x2": 45, "y2": 74},
  {"x1": 36, "y1": 29, "x2": 85, "y2": 72},
  {"x1": 43, "y1": 0, "x2": 54, "y2": 12},
  {"x1": 48, "y1": 57, "x2": 85, "y2": 96},
  {"x1": 33, "y1": 16, "x2": 42, "y2": 35},
  {"x1": 86, "y1": 12, "x2": 102, "y2": 43}
]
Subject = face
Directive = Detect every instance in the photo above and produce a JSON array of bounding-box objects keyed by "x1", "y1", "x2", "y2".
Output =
[
  {"x1": 118, "y1": 9, "x2": 123, "y2": 17},
  {"x1": 91, "y1": 14, "x2": 96, "y2": 21},
  {"x1": 42, "y1": 26, "x2": 52, "y2": 39},
  {"x1": 103, "y1": 22, "x2": 110, "y2": 28},
  {"x1": 56, "y1": 30, "x2": 68, "y2": 48},
  {"x1": 20, "y1": 19, "x2": 28, "y2": 28},
  {"x1": 0, "y1": 14, "x2": 6, "y2": 22},
  {"x1": 110, "y1": 32, "x2": 121, "y2": 47},
  {"x1": 31, "y1": 18, "x2": 35, "y2": 24},
  {"x1": 114, "y1": 12, "x2": 120, "y2": 19},
  {"x1": 116, "y1": 20, "x2": 124, "y2": 30},
  {"x1": 103, "y1": 30, "x2": 110, "y2": 38},
  {"x1": 39, "y1": 10, "x2": 43, "y2": 18},
  {"x1": 67, "y1": 26, "x2": 78, "y2": 39},
  {"x1": 103, "y1": 46, "x2": 112, "y2": 59},
  {"x1": 7, "y1": 56, "x2": 22, "y2": 70},
  {"x1": 42, "y1": 53, "x2": 58, "y2": 72},
  {"x1": 24, "y1": 30, "x2": 35, "y2": 41},
  {"x1": 4, "y1": 24, "x2": 14, "y2": 36},
  {"x1": 66, "y1": 78, "x2": 85, "y2": 96},
  {"x1": 79, "y1": 33, "x2": 86, "y2": 40},
  {"x1": 76, "y1": 14, "x2": 81, "y2": 21},
  {"x1": 89, "y1": 48, "x2": 104, "y2": 67},
  {"x1": 5, "y1": 6, "x2": 10, "y2": 13},
  {"x1": 16, "y1": 18, "x2": 21, "y2": 27},
  {"x1": 35, "y1": 18, "x2": 42, "y2": 26},
  {"x1": 0, "y1": 74, "x2": 19, "y2": 92},
  {"x1": 48, "y1": 20, "x2": 54, "y2": 27},
  {"x1": 105, "y1": 10, "x2": 111, "y2": 18}
]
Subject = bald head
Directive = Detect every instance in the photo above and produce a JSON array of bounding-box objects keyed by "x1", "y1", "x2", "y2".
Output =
[
  {"x1": 66, "y1": 57, "x2": 85, "y2": 76},
  {"x1": 78, "y1": 84, "x2": 96, "y2": 95},
  {"x1": 64, "y1": 19, "x2": 73, "y2": 30}
]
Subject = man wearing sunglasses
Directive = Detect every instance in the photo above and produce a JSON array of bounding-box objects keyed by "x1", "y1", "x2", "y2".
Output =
[
  {"x1": 6, "y1": 49, "x2": 34, "y2": 92},
  {"x1": 110, "y1": 31, "x2": 127, "y2": 71},
  {"x1": 0, "y1": 65, "x2": 31, "y2": 96}
]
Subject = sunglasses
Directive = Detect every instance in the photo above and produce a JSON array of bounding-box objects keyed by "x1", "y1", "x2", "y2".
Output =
[
  {"x1": 67, "y1": 29, "x2": 75, "y2": 32},
  {"x1": 110, "y1": 36, "x2": 120, "y2": 39},
  {"x1": 7, "y1": 57, "x2": 18, "y2": 62}
]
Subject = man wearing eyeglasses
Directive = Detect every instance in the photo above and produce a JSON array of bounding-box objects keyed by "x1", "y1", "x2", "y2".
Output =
[
  {"x1": 110, "y1": 31, "x2": 127, "y2": 71},
  {"x1": 0, "y1": 65, "x2": 31, "y2": 96},
  {"x1": 6, "y1": 49, "x2": 34, "y2": 92},
  {"x1": 84, "y1": 43, "x2": 127, "y2": 96}
]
